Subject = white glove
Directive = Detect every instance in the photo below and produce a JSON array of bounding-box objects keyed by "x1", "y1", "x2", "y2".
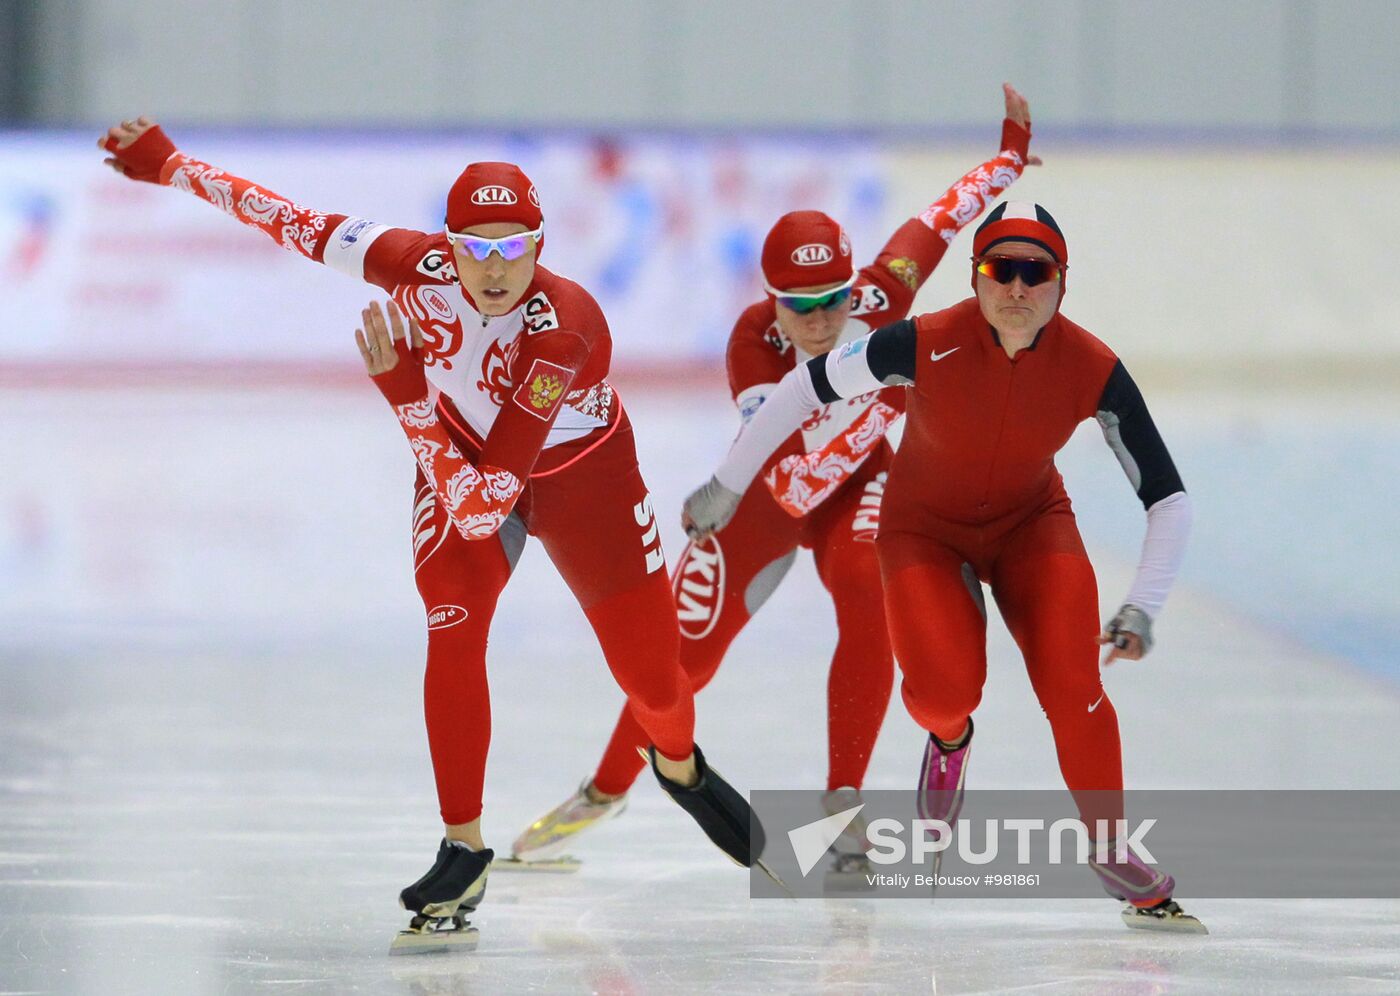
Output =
[
  {"x1": 682, "y1": 476, "x2": 742, "y2": 540},
  {"x1": 1106, "y1": 604, "x2": 1154, "y2": 654}
]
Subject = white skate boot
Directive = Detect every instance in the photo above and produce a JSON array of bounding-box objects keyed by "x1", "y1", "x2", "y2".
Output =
[
  {"x1": 501, "y1": 778, "x2": 628, "y2": 871},
  {"x1": 822, "y1": 787, "x2": 876, "y2": 892}
]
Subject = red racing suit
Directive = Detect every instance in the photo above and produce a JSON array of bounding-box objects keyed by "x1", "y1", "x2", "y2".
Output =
[{"x1": 707, "y1": 295, "x2": 1191, "y2": 827}]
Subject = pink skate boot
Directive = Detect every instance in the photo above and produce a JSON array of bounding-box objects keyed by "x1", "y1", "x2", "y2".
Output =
[
  {"x1": 916, "y1": 719, "x2": 972, "y2": 885},
  {"x1": 917, "y1": 718, "x2": 973, "y2": 826},
  {"x1": 1089, "y1": 843, "x2": 1207, "y2": 934}
]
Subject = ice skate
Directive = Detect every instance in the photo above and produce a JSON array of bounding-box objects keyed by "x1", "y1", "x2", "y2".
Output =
[
  {"x1": 645, "y1": 744, "x2": 783, "y2": 887},
  {"x1": 502, "y1": 778, "x2": 627, "y2": 871},
  {"x1": 917, "y1": 719, "x2": 972, "y2": 888},
  {"x1": 822, "y1": 787, "x2": 875, "y2": 892},
  {"x1": 1119, "y1": 898, "x2": 1208, "y2": 934},
  {"x1": 1090, "y1": 842, "x2": 1207, "y2": 935},
  {"x1": 390, "y1": 910, "x2": 481, "y2": 955},
  {"x1": 917, "y1": 719, "x2": 973, "y2": 826},
  {"x1": 389, "y1": 839, "x2": 493, "y2": 955}
]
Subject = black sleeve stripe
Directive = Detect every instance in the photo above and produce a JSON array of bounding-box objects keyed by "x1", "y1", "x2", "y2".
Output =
[
  {"x1": 806, "y1": 355, "x2": 840, "y2": 404},
  {"x1": 1096, "y1": 360, "x2": 1186, "y2": 509},
  {"x1": 808, "y1": 317, "x2": 917, "y2": 404},
  {"x1": 867, "y1": 319, "x2": 919, "y2": 384}
]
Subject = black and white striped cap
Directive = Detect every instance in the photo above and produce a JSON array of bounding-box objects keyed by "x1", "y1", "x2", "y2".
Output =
[{"x1": 973, "y1": 201, "x2": 1067, "y2": 264}]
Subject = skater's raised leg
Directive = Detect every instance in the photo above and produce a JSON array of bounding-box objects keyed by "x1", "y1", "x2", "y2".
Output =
[
  {"x1": 648, "y1": 744, "x2": 764, "y2": 867},
  {"x1": 532, "y1": 447, "x2": 761, "y2": 868}
]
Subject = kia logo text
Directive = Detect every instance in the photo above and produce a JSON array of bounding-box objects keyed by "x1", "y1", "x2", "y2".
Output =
[
  {"x1": 471, "y1": 185, "x2": 518, "y2": 206},
  {"x1": 792, "y1": 244, "x2": 834, "y2": 266}
]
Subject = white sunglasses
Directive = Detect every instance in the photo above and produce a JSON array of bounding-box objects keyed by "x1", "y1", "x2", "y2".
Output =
[{"x1": 444, "y1": 225, "x2": 543, "y2": 261}]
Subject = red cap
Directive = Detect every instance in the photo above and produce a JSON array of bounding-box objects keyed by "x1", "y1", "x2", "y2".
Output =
[
  {"x1": 972, "y1": 201, "x2": 1067, "y2": 264},
  {"x1": 760, "y1": 211, "x2": 854, "y2": 292},
  {"x1": 445, "y1": 162, "x2": 543, "y2": 234}
]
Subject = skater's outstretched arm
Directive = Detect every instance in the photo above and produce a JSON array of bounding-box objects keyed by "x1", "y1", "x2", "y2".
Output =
[
  {"x1": 358, "y1": 299, "x2": 588, "y2": 539},
  {"x1": 760, "y1": 400, "x2": 900, "y2": 517},
  {"x1": 863, "y1": 83, "x2": 1040, "y2": 315},
  {"x1": 683, "y1": 321, "x2": 918, "y2": 538},
  {"x1": 749, "y1": 84, "x2": 1037, "y2": 519},
  {"x1": 100, "y1": 117, "x2": 442, "y2": 293},
  {"x1": 725, "y1": 306, "x2": 902, "y2": 517}
]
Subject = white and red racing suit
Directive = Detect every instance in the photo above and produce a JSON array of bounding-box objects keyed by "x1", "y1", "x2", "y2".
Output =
[{"x1": 105, "y1": 128, "x2": 695, "y2": 824}]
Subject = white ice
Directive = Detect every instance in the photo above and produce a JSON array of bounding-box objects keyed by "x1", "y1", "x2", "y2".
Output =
[{"x1": 2, "y1": 383, "x2": 1398, "y2": 995}]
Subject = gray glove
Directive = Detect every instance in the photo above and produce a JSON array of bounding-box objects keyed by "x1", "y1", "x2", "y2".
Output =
[
  {"x1": 1106, "y1": 604, "x2": 1154, "y2": 655},
  {"x1": 682, "y1": 475, "x2": 742, "y2": 540}
]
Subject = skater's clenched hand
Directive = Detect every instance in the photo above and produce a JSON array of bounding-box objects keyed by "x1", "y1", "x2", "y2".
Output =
[
  {"x1": 98, "y1": 117, "x2": 178, "y2": 183},
  {"x1": 1099, "y1": 603, "x2": 1153, "y2": 665},
  {"x1": 1097, "y1": 629, "x2": 1144, "y2": 665},
  {"x1": 682, "y1": 476, "x2": 742, "y2": 542},
  {"x1": 356, "y1": 299, "x2": 425, "y2": 376}
]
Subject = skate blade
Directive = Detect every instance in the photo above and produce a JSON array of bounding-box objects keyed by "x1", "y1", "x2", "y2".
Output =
[
  {"x1": 1120, "y1": 904, "x2": 1209, "y2": 935},
  {"x1": 389, "y1": 923, "x2": 480, "y2": 955},
  {"x1": 928, "y1": 841, "x2": 946, "y2": 903},
  {"x1": 756, "y1": 857, "x2": 794, "y2": 897},
  {"x1": 495, "y1": 856, "x2": 582, "y2": 874}
]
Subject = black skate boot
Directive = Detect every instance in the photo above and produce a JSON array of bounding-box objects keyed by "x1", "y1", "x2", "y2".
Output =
[
  {"x1": 648, "y1": 744, "x2": 766, "y2": 868},
  {"x1": 389, "y1": 839, "x2": 494, "y2": 955}
]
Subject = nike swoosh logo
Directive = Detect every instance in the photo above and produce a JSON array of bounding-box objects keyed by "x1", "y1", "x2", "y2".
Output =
[
  {"x1": 1087, "y1": 694, "x2": 1105, "y2": 713},
  {"x1": 929, "y1": 347, "x2": 960, "y2": 362}
]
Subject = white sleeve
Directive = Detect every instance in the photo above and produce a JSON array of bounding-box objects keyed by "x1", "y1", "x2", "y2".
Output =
[
  {"x1": 1122, "y1": 491, "x2": 1193, "y2": 619},
  {"x1": 712, "y1": 325, "x2": 913, "y2": 494},
  {"x1": 823, "y1": 334, "x2": 889, "y2": 397},
  {"x1": 321, "y1": 217, "x2": 391, "y2": 279},
  {"x1": 713, "y1": 366, "x2": 823, "y2": 493}
]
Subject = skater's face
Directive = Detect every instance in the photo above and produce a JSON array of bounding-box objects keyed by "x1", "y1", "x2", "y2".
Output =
[
  {"x1": 773, "y1": 279, "x2": 854, "y2": 356},
  {"x1": 974, "y1": 241, "x2": 1061, "y2": 337},
  {"x1": 450, "y1": 222, "x2": 538, "y2": 316}
]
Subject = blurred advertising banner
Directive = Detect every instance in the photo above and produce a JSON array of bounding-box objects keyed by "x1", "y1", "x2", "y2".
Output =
[{"x1": 0, "y1": 131, "x2": 885, "y2": 374}]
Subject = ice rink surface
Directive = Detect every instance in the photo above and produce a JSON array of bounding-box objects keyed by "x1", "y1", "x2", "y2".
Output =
[{"x1": 3, "y1": 382, "x2": 1399, "y2": 994}]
